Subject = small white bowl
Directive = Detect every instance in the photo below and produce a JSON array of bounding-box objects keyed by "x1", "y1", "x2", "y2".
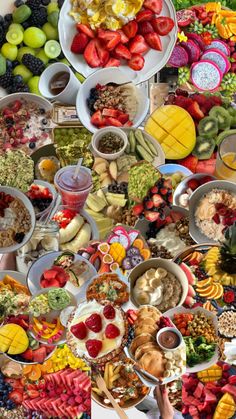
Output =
[
  {"x1": 28, "y1": 179, "x2": 57, "y2": 219},
  {"x1": 76, "y1": 67, "x2": 149, "y2": 133},
  {"x1": 156, "y1": 327, "x2": 183, "y2": 352},
  {"x1": 91, "y1": 127, "x2": 128, "y2": 161}
]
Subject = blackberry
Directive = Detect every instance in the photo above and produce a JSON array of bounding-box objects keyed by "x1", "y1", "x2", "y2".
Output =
[
  {"x1": 58, "y1": 0, "x2": 65, "y2": 7},
  {"x1": 26, "y1": 0, "x2": 42, "y2": 9},
  {"x1": 14, "y1": 232, "x2": 25, "y2": 243},
  {"x1": 4, "y1": 13, "x2": 12, "y2": 23},
  {"x1": 14, "y1": 0, "x2": 24, "y2": 6},
  {"x1": 22, "y1": 53, "x2": 45, "y2": 75},
  {"x1": 27, "y1": 6, "x2": 47, "y2": 27},
  {"x1": 0, "y1": 69, "x2": 12, "y2": 89},
  {"x1": 22, "y1": 21, "x2": 30, "y2": 29},
  {"x1": 41, "y1": 0, "x2": 50, "y2": 4},
  {"x1": 0, "y1": 16, "x2": 4, "y2": 24}
]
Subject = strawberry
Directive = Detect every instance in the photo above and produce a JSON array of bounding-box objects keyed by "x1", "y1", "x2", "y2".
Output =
[
  {"x1": 85, "y1": 313, "x2": 102, "y2": 332},
  {"x1": 71, "y1": 33, "x2": 89, "y2": 54},
  {"x1": 117, "y1": 112, "x2": 129, "y2": 124},
  {"x1": 117, "y1": 29, "x2": 129, "y2": 44},
  {"x1": 104, "y1": 117, "x2": 123, "y2": 127},
  {"x1": 187, "y1": 101, "x2": 204, "y2": 120},
  {"x1": 144, "y1": 32, "x2": 162, "y2": 50},
  {"x1": 145, "y1": 200, "x2": 154, "y2": 209},
  {"x1": 9, "y1": 390, "x2": 23, "y2": 404},
  {"x1": 46, "y1": 278, "x2": 60, "y2": 287},
  {"x1": 76, "y1": 23, "x2": 95, "y2": 38},
  {"x1": 104, "y1": 57, "x2": 121, "y2": 67},
  {"x1": 103, "y1": 305, "x2": 115, "y2": 320},
  {"x1": 136, "y1": 9, "x2": 154, "y2": 22},
  {"x1": 152, "y1": 194, "x2": 164, "y2": 207},
  {"x1": 71, "y1": 322, "x2": 87, "y2": 340},
  {"x1": 128, "y1": 53, "x2": 145, "y2": 70},
  {"x1": 21, "y1": 348, "x2": 33, "y2": 361},
  {"x1": 144, "y1": 0, "x2": 163, "y2": 14},
  {"x1": 115, "y1": 43, "x2": 131, "y2": 60},
  {"x1": 199, "y1": 175, "x2": 214, "y2": 184},
  {"x1": 151, "y1": 17, "x2": 174, "y2": 35},
  {"x1": 12, "y1": 100, "x2": 22, "y2": 112},
  {"x1": 95, "y1": 39, "x2": 110, "y2": 66},
  {"x1": 174, "y1": 96, "x2": 193, "y2": 110},
  {"x1": 178, "y1": 155, "x2": 198, "y2": 173},
  {"x1": 212, "y1": 213, "x2": 220, "y2": 224},
  {"x1": 191, "y1": 93, "x2": 207, "y2": 106},
  {"x1": 150, "y1": 185, "x2": 158, "y2": 193},
  {"x1": 102, "y1": 108, "x2": 119, "y2": 118},
  {"x1": 129, "y1": 35, "x2": 149, "y2": 54},
  {"x1": 84, "y1": 40, "x2": 101, "y2": 68},
  {"x1": 5, "y1": 378, "x2": 22, "y2": 390},
  {"x1": 144, "y1": 210, "x2": 161, "y2": 222},
  {"x1": 105, "y1": 324, "x2": 120, "y2": 339},
  {"x1": 187, "y1": 179, "x2": 200, "y2": 191},
  {"x1": 122, "y1": 21, "x2": 138, "y2": 39},
  {"x1": 97, "y1": 29, "x2": 121, "y2": 50},
  {"x1": 91, "y1": 110, "x2": 104, "y2": 127},
  {"x1": 86, "y1": 339, "x2": 102, "y2": 358},
  {"x1": 138, "y1": 21, "x2": 154, "y2": 35},
  {"x1": 26, "y1": 390, "x2": 40, "y2": 399},
  {"x1": 132, "y1": 203, "x2": 144, "y2": 216}
]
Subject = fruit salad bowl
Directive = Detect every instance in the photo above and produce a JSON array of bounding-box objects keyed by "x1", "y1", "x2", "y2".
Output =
[{"x1": 173, "y1": 173, "x2": 216, "y2": 210}]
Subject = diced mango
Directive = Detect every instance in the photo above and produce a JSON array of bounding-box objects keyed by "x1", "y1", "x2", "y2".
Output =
[
  {"x1": 0, "y1": 324, "x2": 29, "y2": 355},
  {"x1": 213, "y1": 393, "x2": 236, "y2": 419}
]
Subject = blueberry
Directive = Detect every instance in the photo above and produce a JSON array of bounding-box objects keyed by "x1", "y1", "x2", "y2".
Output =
[
  {"x1": 13, "y1": 75, "x2": 23, "y2": 84},
  {"x1": 41, "y1": 118, "x2": 48, "y2": 125},
  {"x1": 14, "y1": 232, "x2": 25, "y2": 243},
  {"x1": 12, "y1": 60, "x2": 19, "y2": 69},
  {"x1": 14, "y1": 0, "x2": 24, "y2": 6},
  {"x1": 39, "y1": 108, "x2": 45, "y2": 114},
  {"x1": 58, "y1": 51, "x2": 65, "y2": 60},
  {"x1": 29, "y1": 142, "x2": 36, "y2": 149},
  {"x1": 6, "y1": 60, "x2": 12, "y2": 70},
  {"x1": 4, "y1": 14, "x2": 12, "y2": 22}
]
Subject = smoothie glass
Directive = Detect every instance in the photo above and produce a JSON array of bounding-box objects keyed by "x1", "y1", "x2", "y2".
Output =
[{"x1": 54, "y1": 165, "x2": 92, "y2": 210}]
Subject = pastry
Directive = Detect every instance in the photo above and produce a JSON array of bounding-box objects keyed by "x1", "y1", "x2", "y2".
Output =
[
  {"x1": 139, "y1": 349, "x2": 165, "y2": 379},
  {"x1": 137, "y1": 306, "x2": 161, "y2": 321},
  {"x1": 135, "y1": 324, "x2": 157, "y2": 337},
  {"x1": 134, "y1": 342, "x2": 158, "y2": 361},
  {"x1": 129, "y1": 333, "x2": 154, "y2": 356}
]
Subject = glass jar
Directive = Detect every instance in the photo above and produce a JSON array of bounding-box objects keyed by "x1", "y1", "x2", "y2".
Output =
[{"x1": 16, "y1": 221, "x2": 59, "y2": 275}]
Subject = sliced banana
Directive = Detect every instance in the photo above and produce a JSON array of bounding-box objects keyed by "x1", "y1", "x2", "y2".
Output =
[
  {"x1": 145, "y1": 268, "x2": 157, "y2": 280},
  {"x1": 135, "y1": 276, "x2": 147, "y2": 289},
  {"x1": 164, "y1": 352, "x2": 173, "y2": 360},
  {"x1": 155, "y1": 268, "x2": 167, "y2": 279},
  {"x1": 150, "y1": 277, "x2": 162, "y2": 288},
  {"x1": 136, "y1": 291, "x2": 150, "y2": 305}
]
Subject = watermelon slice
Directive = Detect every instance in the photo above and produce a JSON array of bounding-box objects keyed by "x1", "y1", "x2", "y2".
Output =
[
  {"x1": 168, "y1": 45, "x2": 189, "y2": 67},
  {"x1": 32, "y1": 346, "x2": 47, "y2": 363},
  {"x1": 205, "y1": 39, "x2": 230, "y2": 56},
  {"x1": 182, "y1": 40, "x2": 201, "y2": 63},
  {"x1": 201, "y1": 48, "x2": 230, "y2": 75},
  {"x1": 191, "y1": 60, "x2": 223, "y2": 91}
]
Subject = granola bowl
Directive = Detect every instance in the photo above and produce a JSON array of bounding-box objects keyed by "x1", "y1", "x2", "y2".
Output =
[{"x1": 0, "y1": 186, "x2": 36, "y2": 254}]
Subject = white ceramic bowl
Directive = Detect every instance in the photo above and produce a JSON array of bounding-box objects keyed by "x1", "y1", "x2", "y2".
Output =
[
  {"x1": 156, "y1": 326, "x2": 183, "y2": 351},
  {"x1": 173, "y1": 173, "x2": 216, "y2": 209},
  {"x1": 0, "y1": 92, "x2": 52, "y2": 111},
  {"x1": 76, "y1": 68, "x2": 149, "y2": 133},
  {"x1": 91, "y1": 127, "x2": 128, "y2": 160},
  {"x1": 27, "y1": 179, "x2": 57, "y2": 219},
  {"x1": 158, "y1": 163, "x2": 193, "y2": 177},
  {"x1": 0, "y1": 186, "x2": 36, "y2": 254},
  {"x1": 128, "y1": 258, "x2": 188, "y2": 309}
]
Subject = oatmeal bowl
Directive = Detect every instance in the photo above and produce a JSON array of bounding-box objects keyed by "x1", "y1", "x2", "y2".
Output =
[
  {"x1": 189, "y1": 180, "x2": 236, "y2": 244},
  {"x1": 128, "y1": 258, "x2": 188, "y2": 312},
  {"x1": 0, "y1": 186, "x2": 36, "y2": 254}
]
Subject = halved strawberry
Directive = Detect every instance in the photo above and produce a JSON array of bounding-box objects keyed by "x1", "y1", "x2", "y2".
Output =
[
  {"x1": 144, "y1": 210, "x2": 161, "y2": 222},
  {"x1": 9, "y1": 390, "x2": 23, "y2": 405},
  {"x1": 105, "y1": 324, "x2": 120, "y2": 339},
  {"x1": 102, "y1": 108, "x2": 119, "y2": 118},
  {"x1": 132, "y1": 203, "x2": 144, "y2": 216},
  {"x1": 71, "y1": 322, "x2": 87, "y2": 340},
  {"x1": 177, "y1": 155, "x2": 198, "y2": 173},
  {"x1": 86, "y1": 339, "x2": 102, "y2": 358},
  {"x1": 136, "y1": 9, "x2": 154, "y2": 22},
  {"x1": 85, "y1": 313, "x2": 102, "y2": 333},
  {"x1": 117, "y1": 29, "x2": 129, "y2": 44},
  {"x1": 122, "y1": 21, "x2": 138, "y2": 39},
  {"x1": 138, "y1": 21, "x2": 154, "y2": 35},
  {"x1": 95, "y1": 39, "x2": 110, "y2": 66},
  {"x1": 129, "y1": 35, "x2": 149, "y2": 54},
  {"x1": 152, "y1": 194, "x2": 164, "y2": 207},
  {"x1": 76, "y1": 23, "x2": 95, "y2": 38},
  {"x1": 103, "y1": 305, "x2": 115, "y2": 319},
  {"x1": 128, "y1": 54, "x2": 145, "y2": 71},
  {"x1": 117, "y1": 112, "x2": 129, "y2": 124},
  {"x1": 104, "y1": 117, "x2": 123, "y2": 127},
  {"x1": 144, "y1": 0, "x2": 163, "y2": 14},
  {"x1": 97, "y1": 29, "x2": 121, "y2": 50},
  {"x1": 115, "y1": 43, "x2": 131, "y2": 60},
  {"x1": 187, "y1": 101, "x2": 204, "y2": 120},
  {"x1": 104, "y1": 57, "x2": 121, "y2": 67},
  {"x1": 71, "y1": 33, "x2": 89, "y2": 54},
  {"x1": 144, "y1": 32, "x2": 162, "y2": 50},
  {"x1": 151, "y1": 17, "x2": 174, "y2": 35},
  {"x1": 187, "y1": 179, "x2": 200, "y2": 191},
  {"x1": 91, "y1": 110, "x2": 104, "y2": 127},
  {"x1": 84, "y1": 40, "x2": 101, "y2": 68}
]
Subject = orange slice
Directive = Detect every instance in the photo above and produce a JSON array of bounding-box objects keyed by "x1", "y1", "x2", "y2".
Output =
[
  {"x1": 28, "y1": 365, "x2": 42, "y2": 381},
  {"x1": 133, "y1": 238, "x2": 144, "y2": 250},
  {"x1": 197, "y1": 284, "x2": 217, "y2": 297},
  {"x1": 228, "y1": 23, "x2": 236, "y2": 35},
  {"x1": 23, "y1": 365, "x2": 33, "y2": 375},
  {"x1": 211, "y1": 284, "x2": 224, "y2": 299},
  {"x1": 40, "y1": 359, "x2": 53, "y2": 373},
  {"x1": 196, "y1": 278, "x2": 213, "y2": 288},
  {"x1": 140, "y1": 248, "x2": 151, "y2": 260}
]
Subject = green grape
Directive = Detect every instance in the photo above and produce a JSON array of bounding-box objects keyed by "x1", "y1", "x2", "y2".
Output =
[
  {"x1": 44, "y1": 40, "x2": 61, "y2": 58},
  {"x1": 17, "y1": 46, "x2": 36, "y2": 62},
  {"x1": 47, "y1": 2, "x2": 59, "y2": 14},
  {"x1": 13, "y1": 64, "x2": 33, "y2": 82},
  {"x1": 36, "y1": 49, "x2": 49, "y2": 64},
  {"x1": 6, "y1": 28, "x2": 24, "y2": 45},
  {"x1": 9, "y1": 23, "x2": 24, "y2": 32},
  {"x1": 28, "y1": 76, "x2": 41, "y2": 95},
  {"x1": 42, "y1": 22, "x2": 58, "y2": 40},
  {"x1": 47, "y1": 11, "x2": 59, "y2": 28},
  {"x1": 1, "y1": 43, "x2": 18, "y2": 61},
  {"x1": 23, "y1": 27, "x2": 46, "y2": 48}
]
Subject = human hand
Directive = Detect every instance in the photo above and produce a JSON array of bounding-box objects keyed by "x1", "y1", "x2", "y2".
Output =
[{"x1": 154, "y1": 385, "x2": 174, "y2": 419}]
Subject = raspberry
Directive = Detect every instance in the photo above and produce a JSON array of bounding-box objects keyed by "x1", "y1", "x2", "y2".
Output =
[
  {"x1": 103, "y1": 305, "x2": 115, "y2": 320},
  {"x1": 105, "y1": 324, "x2": 120, "y2": 339},
  {"x1": 70, "y1": 322, "x2": 87, "y2": 340},
  {"x1": 86, "y1": 339, "x2": 102, "y2": 358},
  {"x1": 85, "y1": 313, "x2": 102, "y2": 333}
]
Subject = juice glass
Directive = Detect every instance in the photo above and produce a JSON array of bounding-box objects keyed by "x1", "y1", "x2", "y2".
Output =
[
  {"x1": 54, "y1": 165, "x2": 92, "y2": 210},
  {"x1": 215, "y1": 134, "x2": 236, "y2": 181}
]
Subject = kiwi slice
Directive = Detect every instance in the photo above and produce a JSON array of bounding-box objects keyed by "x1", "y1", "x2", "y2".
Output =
[
  {"x1": 209, "y1": 106, "x2": 231, "y2": 130},
  {"x1": 198, "y1": 116, "x2": 219, "y2": 139},
  {"x1": 216, "y1": 129, "x2": 236, "y2": 146},
  {"x1": 192, "y1": 136, "x2": 215, "y2": 160}
]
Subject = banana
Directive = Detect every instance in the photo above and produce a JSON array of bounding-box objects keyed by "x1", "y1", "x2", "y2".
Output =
[
  {"x1": 59, "y1": 214, "x2": 84, "y2": 244},
  {"x1": 61, "y1": 223, "x2": 91, "y2": 253}
]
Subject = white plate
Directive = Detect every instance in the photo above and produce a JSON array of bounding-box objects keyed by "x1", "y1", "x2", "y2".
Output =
[
  {"x1": 0, "y1": 186, "x2": 36, "y2": 254},
  {"x1": 164, "y1": 306, "x2": 219, "y2": 373},
  {"x1": 0, "y1": 270, "x2": 27, "y2": 286},
  {"x1": 58, "y1": 0, "x2": 177, "y2": 83}
]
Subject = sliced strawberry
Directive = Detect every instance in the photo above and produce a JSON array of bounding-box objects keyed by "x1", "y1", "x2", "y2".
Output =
[
  {"x1": 122, "y1": 21, "x2": 138, "y2": 39},
  {"x1": 117, "y1": 112, "x2": 129, "y2": 124},
  {"x1": 117, "y1": 29, "x2": 129, "y2": 44},
  {"x1": 104, "y1": 117, "x2": 123, "y2": 127},
  {"x1": 212, "y1": 213, "x2": 220, "y2": 224},
  {"x1": 46, "y1": 278, "x2": 60, "y2": 287},
  {"x1": 71, "y1": 322, "x2": 87, "y2": 340},
  {"x1": 115, "y1": 43, "x2": 131, "y2": 60},
  {"x1": 103, "y1": 305, "x2": 115, "y2": 319},
  {"x1": 129, "y1": 35, "x2": 149, "y2": 54},
  {"x1": 105, "y1": 324, "x2": 120, "y2": 339},
  {"x1": 95, "y1": 39, "x2": 110, "y2": 66},
  {"x1": 151, "y1": 17, "x2": 174, "y2": 35},
  {"x1": 144, "y1": 210, "x2": 161, "y2": 222},
  {"x1": 145, "y1": 200, "x2": 154, "y2": 209},
  {"x1": 138, "y1": 21, "x2": 154, "y2": 35},
  {"x1": 104, "y1": 57, "x2": 121, "y2": 67},
  {"x1": 84, "y1": 40, "x2": 101, "y2": 68},
  {"x1": 144, "y1": 32, "x2": 162, "y2": 50},
  {"x1": 102, "y1": 108, "x2": 119, "y2": 118},
  {"x1": 76, "y1": 23, "x2": 95, "y2": 38},
  {"x1": 128, "y1": 54, "x2": 145, "y2": 71},
  {"x1": 136, "y1": 9, "x2": 154, "y2": 22},
  {"x1": 152, "y1": 194, "x2": 164, "y2": 207},
  {"x1": 187, "y1": 179, "x2": 200, "y2": 191},
  {"x1": 132, "y1": 203, "x2": 144, "y2": 216},
  {"x1": 85, "y1": 313, "x2": 102, "y2": 333},
  {"x1": 174, "y1": 96, "x2": 193, "y2": 109},
  {"x1": 200, "y1": 175, "x2": 214, "y2": 184},
  {"x1": 124, "y1": 120, "x2": 133, "y2": 127},
  {"x1": 86, "y1": 339, "x2": 102, "y2": 358},
  {"x1": 5, "y1": 378, "x2": 22, "y2": 390},
  {"x1": 9, "y1": 390, "x2": 23, "y2": 405},
  {"x1": 144, "y1": 0, "x2": 163, "y2": 14},
  {"x1": 187, "y1": 101, "x2": 204, "y2": 120},
  {"x1": 97, "y1": 28, "x2": 121, "y2": 50},
  {"x1": 91, "y1": 110, "x2": 104, "y2": 127},
  {"x1": 71, "y1": 33, "x2": 89, "y2": 54}
]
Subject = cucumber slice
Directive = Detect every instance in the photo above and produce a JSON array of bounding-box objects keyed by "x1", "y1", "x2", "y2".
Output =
[
  {"x1": 129, "y1": 130, "x2": 136, "y2": 153},
  {"x1": 6, "y1": 28, "x2": 23, "y2": 46},
  {"x1": 44, "y1": 40, "x2": 61, "y2": 58},
  {"x1": 136, "y1": 145, "x2": 153, "y2": 162}
]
